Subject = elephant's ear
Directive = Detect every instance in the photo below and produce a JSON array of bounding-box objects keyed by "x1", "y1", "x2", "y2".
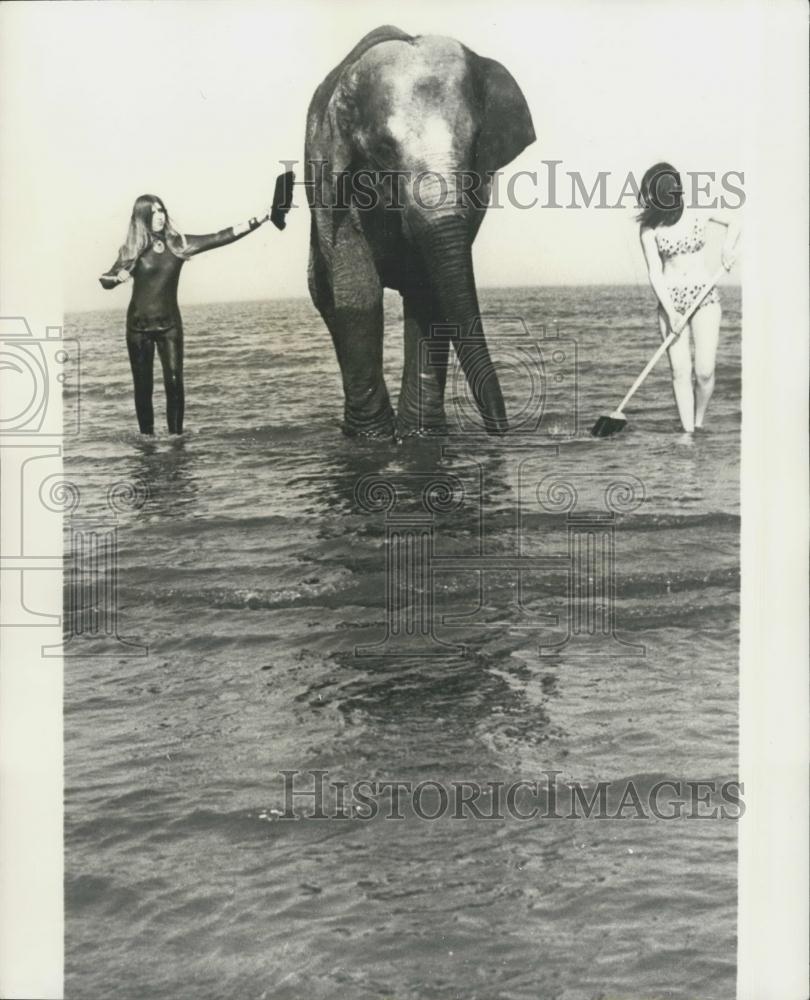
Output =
[{"x1": 473, "y1": 55, "x2": 536, "y2": 175}]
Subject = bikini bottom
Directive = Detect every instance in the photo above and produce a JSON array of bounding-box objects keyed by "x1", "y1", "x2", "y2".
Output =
[{"x1": 668, "y1": 283, "x2": 721, "y2": 316}]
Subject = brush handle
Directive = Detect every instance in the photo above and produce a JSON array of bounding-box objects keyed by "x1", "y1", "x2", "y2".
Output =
[{"x1": 614, "y1": 265, "x2": 726, "y2": 417}]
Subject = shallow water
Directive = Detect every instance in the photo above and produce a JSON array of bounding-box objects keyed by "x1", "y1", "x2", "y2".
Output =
[{"x1": 64, "y1": 286, "x2": 740, "y2": 999}]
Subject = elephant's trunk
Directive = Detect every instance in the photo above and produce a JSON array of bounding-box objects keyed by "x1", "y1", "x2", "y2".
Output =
[{"x1": 414, "y1": 213, "x2": 508, "y2": 435}]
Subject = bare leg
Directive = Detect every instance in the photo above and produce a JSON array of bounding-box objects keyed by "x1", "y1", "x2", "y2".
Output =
[
  {"x1": 155, "y1": 324, "x2": 185, "y2": 435},
  {"x1": 659, "y1": 308, "x2": 694, "y2": 433},
  {"x1": 691, "y1": 302, "x2": 721, "y2": 428},
  {"x1": 126, "y1": 328, "x2": 155, "y2": 435}
]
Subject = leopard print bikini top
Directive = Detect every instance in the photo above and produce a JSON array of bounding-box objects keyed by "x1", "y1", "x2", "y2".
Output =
[{"x1": 654, "y1": 213, "x2": 707, "y2": 259}]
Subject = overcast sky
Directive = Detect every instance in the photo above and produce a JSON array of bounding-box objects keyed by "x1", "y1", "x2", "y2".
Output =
[{"x1": 5, "y1": 0, "x2": 753, "y2": 313}]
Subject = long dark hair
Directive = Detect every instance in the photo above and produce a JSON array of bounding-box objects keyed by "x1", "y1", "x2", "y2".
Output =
[
  {"x1": 636, "y1": 163, "x2": 684, "y2": 229},
  {"x1": 116, "y1": 194, "x2": 190, "y2": 272}
]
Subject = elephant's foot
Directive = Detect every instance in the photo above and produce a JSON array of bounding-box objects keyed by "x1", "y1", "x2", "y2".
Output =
[
  {"x1": 397, "y1": 424, "x2": 448, "y2": 440},
  {"x1": 342, "y1": 418, "x2": 396, "y2": 439},
  {"x1": 396, "y1": 407, "x2": 449, "y2": 439},
  {"x1": 396, "y1": 378, "x2": 449, "y2": 438},
  {"x1": 342, "y1": 395, "x2": 396, "y2": 439}
]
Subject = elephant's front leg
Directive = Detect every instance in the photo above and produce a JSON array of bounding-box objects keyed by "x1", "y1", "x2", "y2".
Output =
[
  {"x1": 316, "y1": 218, "x2": 394, "y2": 438},
  {"x1": 397, "y1": 284, "x2": 451, "y2": 436}
]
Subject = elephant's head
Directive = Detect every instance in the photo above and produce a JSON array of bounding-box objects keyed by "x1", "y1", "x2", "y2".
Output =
[{"x1": 309, "y1": 28, "x2": 536, "y2": 434}]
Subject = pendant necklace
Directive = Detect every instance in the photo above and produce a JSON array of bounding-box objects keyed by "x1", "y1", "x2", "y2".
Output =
[{"x1": 152, "y1": 235, "x2": 165, "y2": 254}]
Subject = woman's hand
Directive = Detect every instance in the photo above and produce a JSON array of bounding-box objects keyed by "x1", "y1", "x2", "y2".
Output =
[{"x1": 99, "y1": 267, "x2": 131, "y2": 290}]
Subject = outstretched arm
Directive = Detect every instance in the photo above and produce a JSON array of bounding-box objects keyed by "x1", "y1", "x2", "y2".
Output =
[
  {"x1": 639, "y1": 228, "x2": 679, "y2": 329},
  {"x1": 183, "y1": 210, "x2": 271, "y2": 257},
  {"x1": 99, "y1": 253, "x2": 132, "y2": 289}
]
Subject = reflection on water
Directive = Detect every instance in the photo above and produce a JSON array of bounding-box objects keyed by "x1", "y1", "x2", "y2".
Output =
[
  {"x1": 64, "y1": 290, "x2": 741, "y2": 1000},
  {"x1": 126, "y1": 435, "x2": 200, "y2": 518}
]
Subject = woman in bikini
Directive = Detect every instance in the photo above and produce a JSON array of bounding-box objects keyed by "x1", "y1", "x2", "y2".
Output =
[
  {"x1": 638, "y1": 163, "x2": 741, "y2": 433},
  {"x1": 100, "y1": 194, "x2": 270, "y2": 435}
]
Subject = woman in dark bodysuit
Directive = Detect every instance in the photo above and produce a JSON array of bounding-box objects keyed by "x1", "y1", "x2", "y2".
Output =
[{"x1": 100, "y1": 194, "x2": 269, "y2": 435}]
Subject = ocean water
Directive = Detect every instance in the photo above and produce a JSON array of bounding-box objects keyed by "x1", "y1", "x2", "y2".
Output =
[{"x1": 64, "y1": 285, "x2": 741, "y2": 1000}]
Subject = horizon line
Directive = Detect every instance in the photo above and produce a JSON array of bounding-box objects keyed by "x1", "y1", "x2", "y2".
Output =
[{"x1": 66, "y1": 281, "x2": 742, "y2": 315}]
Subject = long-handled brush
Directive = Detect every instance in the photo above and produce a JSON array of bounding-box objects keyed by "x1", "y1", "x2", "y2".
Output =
[
  {"x1": 591, "y1": 265, "x2": 726, "y2": 438},
  {"x1": 270, "y1": 170, "x2": 296, "y2": 230}
]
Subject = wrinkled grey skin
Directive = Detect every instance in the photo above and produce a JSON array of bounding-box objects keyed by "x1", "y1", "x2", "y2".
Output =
[{"x1": 305, "y1": 25, "x2": 536, "y2": 437}]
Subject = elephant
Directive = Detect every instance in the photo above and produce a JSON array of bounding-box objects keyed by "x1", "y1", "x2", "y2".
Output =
[{"x1": 305, "y1": 25, "x2": 536, "y2": 438}]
